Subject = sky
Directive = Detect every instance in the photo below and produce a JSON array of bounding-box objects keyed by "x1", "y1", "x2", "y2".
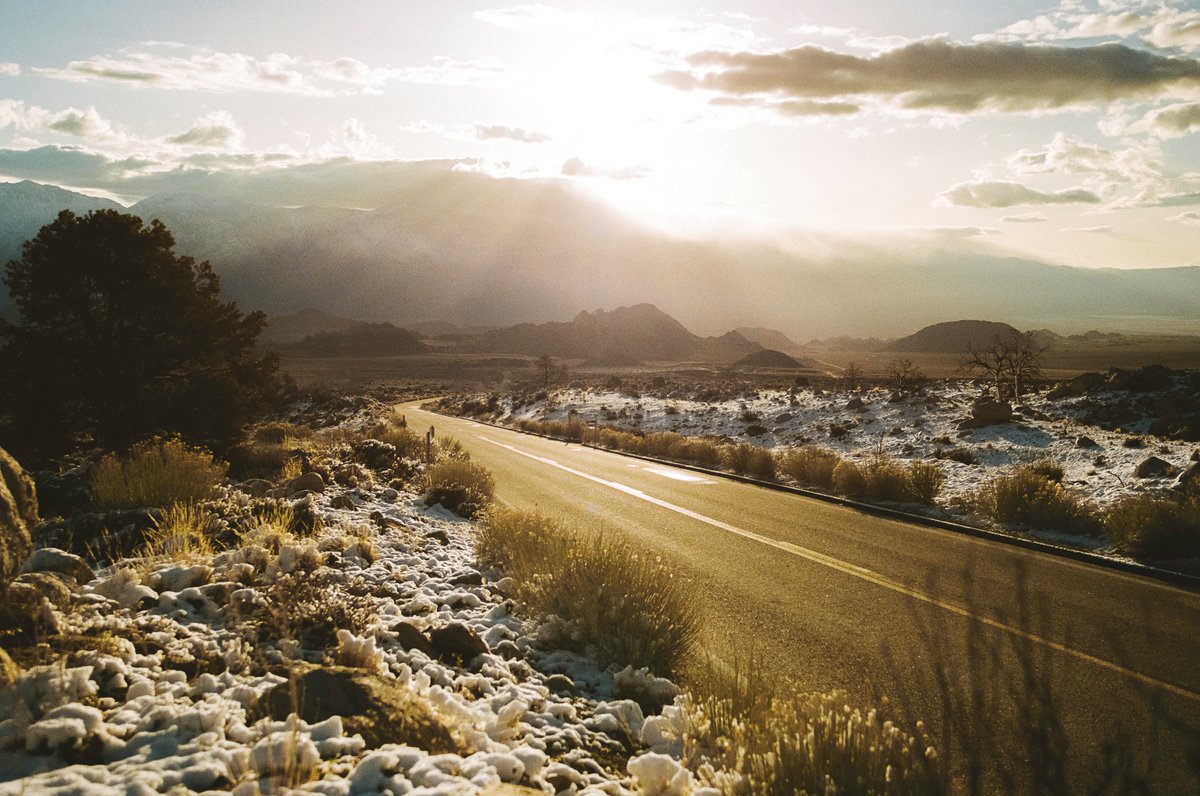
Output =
[{"x1": 1, "y1": 0, "x2": 1199, "y2": 270}]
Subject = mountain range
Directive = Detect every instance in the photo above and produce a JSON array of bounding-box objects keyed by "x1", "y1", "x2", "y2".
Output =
[{"x1": 2, "y1": 177, "x2": 1198, "y2": 339}]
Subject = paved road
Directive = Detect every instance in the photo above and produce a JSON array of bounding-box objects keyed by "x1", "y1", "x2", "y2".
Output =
[{"x1": 403, "y1": 403, "x2": 1200, "y2": 791}]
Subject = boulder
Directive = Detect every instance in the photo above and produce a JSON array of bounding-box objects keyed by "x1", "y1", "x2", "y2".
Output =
[
  {"x1": 286, "y1": 471, "x2": 325, "y2": 495},
  {"x1": 1075, "y1": 436, "x2": 1100, "y2": 449},
  {"x1": 429, "y1": 622, "x2": 489, "y2": 664},
  {"x1": 9, "y1": 571, "x2": 75, "y2": 610},
  {"x1": 1172, "y1": 462, "x2": 1200, "y2": 493},
  {"x1": 845, "y1": 396, "x2": 865, "y2": 410},
  {"x1": 329, "y1": 494, "x2": 356, "y2": 510},
  {"x1": 21, "y1": 548, "x2": 93, "y2": 586},
  {"x1": 959, "y1": 398, "x2": 1013, "y2": 429},
  {"x1": 1047, "y1": 371, "x2": 1105, "y2": 399},
  {"x1": 235, "y1": 479, "x2": 273, "y2": 498},
  {"x1": 393, "y1": 622, "x2": 435, "y2": 656},
  {"x1": 0, "y1": 446, "x2": 37, "y2": 591},
  {"x1": 263, "y1": 664, "x2": 467, "y2": 753},
  {"x1": 1134, "y1": 456, "x2": 1176, "y2": 479}
]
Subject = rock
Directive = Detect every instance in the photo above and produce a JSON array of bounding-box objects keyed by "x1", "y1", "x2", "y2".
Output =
[
  {"x1": 264, "y1": 664, "x2": 467, "y2": 752},
  {"x1": 545, "y1": 674, "x2": 576, "y2": 695},
  {"x1": 149, "y1": 564, "x2": 213, "y2": 592},
  {"x1": 1075, "y1": 436, "x2": 1100, "y2": 449},
  {"x1": 380, "y1": 488, "x2": 400, "y2": 502},
  {"x1": 1134, "y1": 456, "x2": 1176, "y2": 479},
  {"x1": 1172, "y1": 462, "x2": 1200, "y2": 492},
  {"x1": 480, "y1": 786, "x2": 544, "y2": 796},
  {"x1": 0, "y1": 646, "x2": 19, "y2": 688},
  {"x1": 449, "y1": 570, "x2": 484, "y2": 586},
  {"x1": 0, "y1": 446, "x2": 37, "y2": 591},
  {"x1": 845, "y1": 396, "x2": 865, "y2": 410},
  {"x1": 1047, "y1": 371, "x2": 1105, "y2": 399},
  {"x1": 426, "y1": 529, "x2": 450, "y2": 545},
  {"x1": 429, "y1": 622, "x2": 489, "y2": 664},
  {"x1": 330, "y1": 494, "x2": 356, "y2": 510},
  {"x1": 393, "y1": 622, "x2": 435, "y2": 656},
  {"x1": 235, "y1": 479, "x2": 273, "y2": 497},
  {"x1": 21, "y1": 547, "x2": 93, "y2": 585},
  {"x1": 286, "y1": 471, "x2": 325, "y2": 495},
  {"x1": 959, "y1": 398, "x2": 1013, "y2": 429},
  {"x1": 9, "y1": 570, "x2": 75, "y2": 609}
]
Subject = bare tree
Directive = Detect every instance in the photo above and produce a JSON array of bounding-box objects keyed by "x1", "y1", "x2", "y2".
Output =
[
  {"x1": 886, "y1": 357, "x2": 926, "y2": 394},
  {"x1": 534, "y1": 353, "x2": 569, "y2": 387},
  {"x1": 842, "y1": 361, "x2": 863, "y2": 390},
  {"x1": 961, "y1": 332, "x2": 1045, "y2": 403}
]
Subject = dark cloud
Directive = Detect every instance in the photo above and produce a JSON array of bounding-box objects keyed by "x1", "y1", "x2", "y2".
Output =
[
  {"x1": 168, "y1": 125, "x2": 238, "y2": 147},
  {"x1": 938, "y1": 180, "x2": 1101, "y2": 208},
  {"x1": 473, "y1": 124, "x2": 551, "y2": 143},
  {"x1": 659, "y1": 40, "x2": 1200, "y2": 113}
]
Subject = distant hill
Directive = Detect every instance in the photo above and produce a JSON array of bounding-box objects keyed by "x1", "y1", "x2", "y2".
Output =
[
  {"x1": 263, "y1": 308, "x2": 365, "y2": 344},
  {"x1": 736, "y1": 327, "x2": 803, "y2": 353},
  {"x1": 889, "y1": 320, "x2": 1022, "y2": 353},
  {"x1": 468, "y1": 304, "x2": 757, "y2": 362},
  {"x1": 0, "y1": 180, "x2": 122, "y2": 265},
  {"x1": 735, "y1": 349, "x2": 803, "y2": 369},
  {"x1": 5, "y1": 178, "x2": 1200, "y2": 339},
  {"x1": 405, "y1": 320, "x2": 499, "y2": 338},
  {"x1": 287, "y1": 323, "x2": 429, "y2": 357}
]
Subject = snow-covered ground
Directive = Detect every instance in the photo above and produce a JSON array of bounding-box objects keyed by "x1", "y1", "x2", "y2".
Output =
[
  {"x1": 494, "y1": 382, "x2": 1196, "y2": 511},
  {"x1": 2, "y1": 485, "x2": 704, "y2": 794}
]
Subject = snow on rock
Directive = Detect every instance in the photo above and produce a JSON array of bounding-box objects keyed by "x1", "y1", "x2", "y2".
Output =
[
  {"x1": 1, "y1": 446, "x2": 704, "y2": 795},
  {"x1": 628, "y1": 751, "x2": 694, "y2": 796}
]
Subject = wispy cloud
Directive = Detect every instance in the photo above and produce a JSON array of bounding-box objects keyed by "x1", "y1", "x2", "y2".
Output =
[
  {"x1": 1167, "y1": 210, "x2": 1200, "y2": 225},
  {"x1": 474, "y1": 124, "x2": 551, "y2": 143},
  {"x1": 981, "y1": 1, "x2": 1200, "y2": 53},
  {"x1": 658, "y1": 40, "x2": 1200, "y2": 115},
  {"x1": 32, "y1": 42, "x2": 407, "y2": 95},
  {"x1": 1002, "y1": 212, "x2": 1049, "y2": 223},
  {"x1": 561, "y1": 156, "x2": 648, "y2": 180},
  {"x1": 166, "y1": 111, "x2": 243, "y2": 148},
  {"x1": 0, "y1": 63, "x2": 19, "y2": 76},
  {"x1": 937, "y1": 180, "x2": 1101, "y2": 208}
]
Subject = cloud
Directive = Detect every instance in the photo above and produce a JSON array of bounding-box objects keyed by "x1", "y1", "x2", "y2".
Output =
[
  {"x1": 475, "y1": 5, "x2": 757, "y2": 52},
  {"x1": 166, "y1": 111, "x2": 243, "y2": 148},
  {"x1": 1061, "y1": 225, "x2": 1115, "y2": 233},
  {"x1": 0, "y1": 63, "x2": 19, "y2": 76},
  {"x1": 1005, "y1": 132, "x2": 1165, "y2": 195},
  {"x1": 658, "y1": 40, "x2": 1200, "y2": 114},
  {"x1": 0, "y1": 100, "x2": 127, "y2": 143},
  {"x1": 1132, "y1": 101, "x2": 1200, "y2": 137},
  {"x1": 982, "y1": 2, "x2": 1200, "y2": 52},
  {"x1": 32, "y1": 43, "x2": 406, "y2": 95},
  {"x1": 474, "y1": 124, "x2": 551, "y2": 143},
  {"x1": 708, "y1": 96, "x2": 860, "y2": 116},
  {"x1": 1002, "y1": 212, "x2": 1049, "y2": 222},
  {"x1": 561, "y1": 156, "x2": 647, "y2": 180},
  {"x1": 922, "y1": 226, "x2": 1001, "y2": 237},
  {"x1": 1167, "y1": 210, "x2": 1200, "y2": 225},
  {"x1": 44, "y1": 107, "x2": 116, "y2": 138},
  {"x1": 392, "y1": 56, "x2": 508, "y2": 87},
  {"x1": 938, "y1": 180, "x2": 1102, "y2": 207}
]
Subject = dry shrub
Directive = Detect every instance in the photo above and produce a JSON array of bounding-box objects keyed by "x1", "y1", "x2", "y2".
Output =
[
  {"x1": 833, "y1": 460, "x2": 867, "y2": 497},
  {"x1": 425, "y1": 460, "x2": 495, "y2": 518},
  {"x1": 863, "y1": 456, "x2": 911, "y2": 502},
  {"x1": 141, "y1": 501, "x2": 220, "y2": 562},
  {"x1": 969, "y1": 465, "x2": 1099, "y2": 535},
  {"x1": 684, "y1": 657, "x2": 939, "y2": 795},
  {"x1": 779, "y1": 446, "x2": 841, "y2": 489},
  {"x1": 905, "y1": 461, "x2": 946, "y2": 506},
  {"x1": 722, "y1": 443, "x2": 776, "y2": 480},
  {"x1": 249, "y1": 570, "x2": 376, "y2": 654},
  {"x1": 364, "y1": 420, "x2": 424, "y2": 459},
  {"x1": 478, "y1": 507, "x2": 698, "y2": 677},
  {"x1": 92, "y1": 436, "x2": 226, "y2": 510},
  {"x1": 1025, "y1": 459, "x2": 1066, "y2": 484},
  {"x1": 253, "y1": 422, "x2": 313, "y2": 446},
  {"x1": 1103, "y1": 494, "x2": 1200, "y2": 559}
]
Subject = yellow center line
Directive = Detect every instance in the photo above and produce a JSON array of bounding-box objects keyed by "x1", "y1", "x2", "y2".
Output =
[{"x1": 479, "y1": 433, "x2": 1200, "y2": 705}]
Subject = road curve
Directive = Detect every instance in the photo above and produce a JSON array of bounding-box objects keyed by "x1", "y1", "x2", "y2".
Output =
[{"x1": 402, "y1": 403, "x2": 1200, "y2": 790}]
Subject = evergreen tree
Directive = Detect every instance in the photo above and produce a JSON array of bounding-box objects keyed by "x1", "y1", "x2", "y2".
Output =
[{"x1": 0, "y1": 209, "x2": 278, "y2": 458}]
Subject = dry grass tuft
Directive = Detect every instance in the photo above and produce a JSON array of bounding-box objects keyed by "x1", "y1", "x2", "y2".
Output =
[
  {"x1": 141, "y1": 501, "x2": 220, "y2": 562},
  {"x1": 92, "y1": 436, "x2": 226, "y2": 510},
  {"x1": 425, "y1": 459, "x2": 495, "y2": 518},
  {"x1": 968, "y1": 465, "x2": 1099, "y2": 535},
  {"x1": 683, "y1": 656, "x2": 940, "y2": 794},
  {"x1": 478, "y1": 506, "x2": 699, "y2": 677},
  {"x1": 778, "y1": 446, "x2": 841, "y2": 489},
  {"x1": 1103, "y1": 493, "x2": 1200, "y2": 559}
]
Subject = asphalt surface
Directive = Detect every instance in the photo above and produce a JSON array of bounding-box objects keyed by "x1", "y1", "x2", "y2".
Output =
[{"x1": 403, "y1": 403, "x2": 1200, "y2": 791}]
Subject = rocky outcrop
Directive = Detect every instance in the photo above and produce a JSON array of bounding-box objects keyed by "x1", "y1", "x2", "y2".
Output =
[
  {"x1": 0, "y1": 447, "x2": 38, "y2": 591},
  {"x1": 959, "y1": 398, "x2": 1014, "y2": 429},
  {"x1": 1135, "y1": 456, "x2": 1176, "y2": 479}
]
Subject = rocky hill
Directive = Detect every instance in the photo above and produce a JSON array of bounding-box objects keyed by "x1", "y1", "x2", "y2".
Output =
[
  {"x1": 888, "y1": 320, "x2": 1023, "y2": 353},
  {"x1": 467, "y1": 304, "x2": 760, "y2": 363},
  {"x1": 262, "y1": 308, "x2": 365, "y2": 344},
  {"x1": 734, "y1": 349, "x2": 803, "y2": 369},
  {"x1": 286, "y1": 323, "x2": 429, "y2": 357}
]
